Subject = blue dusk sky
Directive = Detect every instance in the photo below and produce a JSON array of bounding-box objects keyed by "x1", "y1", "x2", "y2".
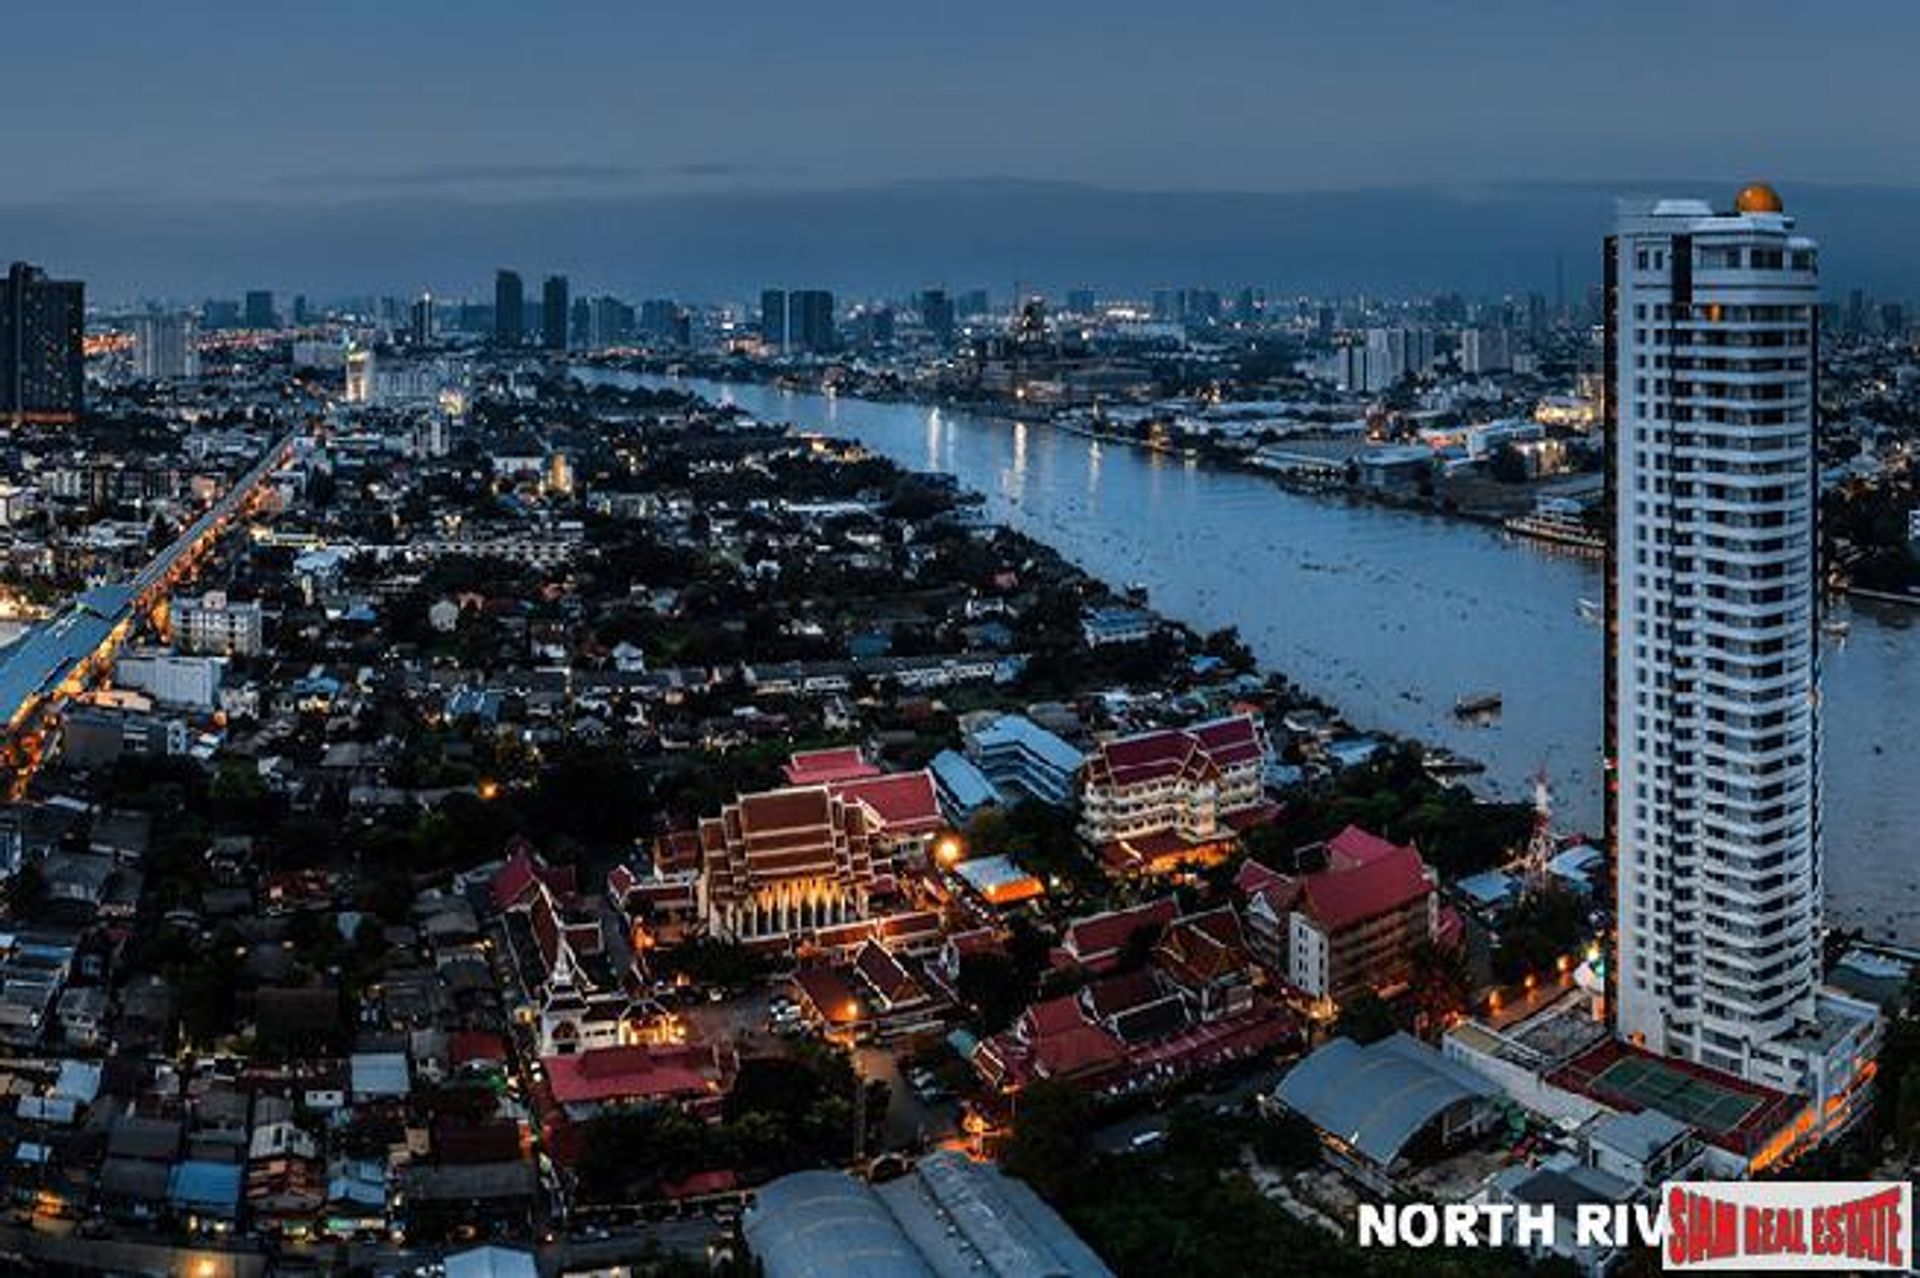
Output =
[{"x1": 9, "y1": 0, "x2": 1917, "y2": 299}]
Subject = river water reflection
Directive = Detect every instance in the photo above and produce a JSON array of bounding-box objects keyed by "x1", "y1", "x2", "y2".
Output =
[{"x1": 605, "y1": 372, "x2": 1920, "y2": 944}]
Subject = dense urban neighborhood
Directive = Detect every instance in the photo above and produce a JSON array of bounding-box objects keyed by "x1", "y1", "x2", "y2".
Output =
[{"x1": 0, "y1": 204, "x2": 1915, "y2": 1277}]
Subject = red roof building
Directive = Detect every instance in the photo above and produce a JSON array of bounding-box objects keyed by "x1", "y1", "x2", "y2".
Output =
[
  {"x1": 695, "y1": 763, "x2": 945, "y2": 951},
  {"x1": 1240, "y1": 827, "x2": 1442, "y2": 1008},
  {"x1": 783, "y1": 746, "x2": 883, "y2": 787},
  {"x1": 542, "y1": 1044, "x2": 731, "y2": 1116},
  {"x1": 1078, "y1": 714, "x2": 1275, "y2": 874},
  {"x1": 830, "y1": 771, "x2": 945, "y2": 838},
  {"x1": 974, "y1": 907, "x2": 1298, "y2": 1095},
  {"x1": 1055, "y1": 898, "x2": 1179, "y2": 974}
]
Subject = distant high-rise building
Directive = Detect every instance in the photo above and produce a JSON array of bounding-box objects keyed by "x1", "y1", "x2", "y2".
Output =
[
  {"x1": 0, "y1": 261, "x2": 84, "y2": 426},
  {"x1": 131, "y1": 313, "x2": 199, "y2": 381},
  {"x1": 1360, "y1": 326, "x2": 1436, "y2": 389},
  {"x1": 858, "y1": 306, "x2": 895, "y2": 348},
  {"x1": 410, "y1": 294, "x2": 435, "y2": 346},
  {"x1": 591, "y1": 295, "x2": 638, "y2": 347},
  {"x1": 638, "y1": 298, "x2": 686, "y2": 346},
  {"x1": 760, "y1": 289, "x2": 789, "y2": 351},
  {"x1": 569, "y1": 296, "x2": 591, "y2": 348},
  {"x1": 1180, "y1": 288, "x2": 1223, "y2": 325},
  {"x1": 1526, "y1": 291, "x2": 1549, "y2": 339},
  {"x1": 788, "y1": 290, "x2": 836, "y2": 353},
  {"x1": 243, "y1": 290, "x2": 277, "y2": 329},
  {"x1": 344, "y1": 345, "x2": 373, "y2": 404},
  {"x1": 1066, "y1": 289, "x2": 1097, "y2": 317},
  {"x1": 541, "y1": 275, "x2": 570, "y2": 351},
  {"x1": 494, "y1": 270, "x2": 524, "y2": 346},
  {"x1": 918, "y1": 289, "x2": 955, "y2": 347},
  {"x1": 958, "y1": 289, "x2": 990, "y2": 320},
  {"x1": 1606, "y1": 187, "x2": 1876, "y2": 1132},
  {"x1": 1457, "y1": 327, "x2": 1511, "y2": 374},
  {"x1": 201, "y1": 299, "x2": 241, "y2": 330},
  {"x1": 291, "y1": 294, "x2": 311, "y2": 326}
]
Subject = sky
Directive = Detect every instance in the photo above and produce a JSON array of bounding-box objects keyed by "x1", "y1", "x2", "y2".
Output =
[{"x1": 11, "y1": 0, "x2": 1920, "y2": 301}]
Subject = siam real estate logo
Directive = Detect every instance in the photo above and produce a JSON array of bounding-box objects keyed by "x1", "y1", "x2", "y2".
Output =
[
  {"x1": 1663, "y1": 1181, "x2": 1910, "y2": 1272},
  {"x1": 1358, "y1": 1180, "x2": 1911, "y2": 1272}
]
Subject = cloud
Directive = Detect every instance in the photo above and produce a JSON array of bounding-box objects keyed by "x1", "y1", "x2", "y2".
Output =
[
  {"x1": 266, "y1": 160, "x2": 799, "y2": 195},
  {"x1": 4, "y1": 178, "x2": 1914, "y2": 302}
]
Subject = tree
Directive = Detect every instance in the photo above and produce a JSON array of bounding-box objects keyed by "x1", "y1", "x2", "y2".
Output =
[
  {"x1": 1492, "y1": 886, "x2": 1590, "y2": 985},
  {"x1": 1003, "y1": 1080, "x2": 1094, "y2": 1202},
  {"x1": 1406, "y1": 939, "x2": 1473, "y2": 1032},
  {"x1": 1249, "y1": 1109, "x2": 1322, "y2": 1171},
  {"x1": 957, "y1": 951, "x2": 1032, "y2": 1035},
  {"x1": 1332, "y1": 991, "x2": 1401, "y2": 1045}
]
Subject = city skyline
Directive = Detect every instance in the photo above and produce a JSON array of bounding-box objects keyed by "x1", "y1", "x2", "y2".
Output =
[{"x1": 0, "y1": 11, "x2": 1915, "y2": 1272}]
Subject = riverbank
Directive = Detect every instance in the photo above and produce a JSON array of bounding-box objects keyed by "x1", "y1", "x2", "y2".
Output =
[
  {"x1": 578, "y1": 353, "x2": 1583, "y2": 534},
  {"x1": 586, "y1": 369, "x2": 1920, "y2": 946}
]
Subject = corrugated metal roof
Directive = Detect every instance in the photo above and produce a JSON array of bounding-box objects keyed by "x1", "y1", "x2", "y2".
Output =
[
  {"x1": 745, "y1": 1170, "x2": 935, "y2": 1278},
  {"x1": 746, "y1": 1155, "x2": 1114, "y2": 1278},
  {"x1": 1273, "y1": 1031, "x2": 1496, "y2": 1167}
]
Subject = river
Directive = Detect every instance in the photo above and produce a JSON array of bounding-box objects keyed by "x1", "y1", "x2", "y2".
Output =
[{"x1": 592, "y1": 372, "x2": 1920, "y2": 943}]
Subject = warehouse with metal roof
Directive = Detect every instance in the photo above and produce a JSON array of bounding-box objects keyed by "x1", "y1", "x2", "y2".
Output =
[
  {"x1": 743, "y1": 1151, "x2": 1112, "y2": 1278},
  {"x1": 1270, "y1": 1031, "x2": 1500, "y2": 1190}
]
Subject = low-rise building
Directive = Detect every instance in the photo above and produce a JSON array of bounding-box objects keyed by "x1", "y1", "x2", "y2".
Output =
[
  {"x1": 964, "y1": 713, "x2": 1085, "y2": 806},
  {"x1": 171, "y1": 590, "x2": 264, "y2": 656},
  {"x1": 1268, "y1": 1032, "x2": 1501, "y2": 1193}
]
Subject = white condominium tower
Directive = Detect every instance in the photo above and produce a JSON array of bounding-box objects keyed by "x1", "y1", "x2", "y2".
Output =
[{"x1": 1605, "y1": 185, "x2": 1840, "y2": 1093}]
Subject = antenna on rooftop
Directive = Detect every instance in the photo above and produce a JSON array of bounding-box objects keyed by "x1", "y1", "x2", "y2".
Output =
[{"x1": 1519, "y1": 766, "x2": 1555, "y2": 894}]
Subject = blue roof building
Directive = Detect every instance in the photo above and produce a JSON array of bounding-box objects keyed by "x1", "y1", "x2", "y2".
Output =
[
  {"x1": 168, "y1": 1159, "x2": 242, "y2": 1220},
  {"x1": 1270, "y1": 1032, "x2": 1500, "y2": 1191},
  {"x1": 929, "y1": 749, "x2": 1000, "y2": 824},
  {"x1": 965, "y1": 714, "x2": 1084, "y2": 807},
  {"x1": 745, "y1": 1151, "x2": 1113, "y2": 1278}
]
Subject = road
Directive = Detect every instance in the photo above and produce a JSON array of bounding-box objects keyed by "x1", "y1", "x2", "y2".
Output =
[
  {"x1": 854, "y1": 1046, "x2": 960, "y2": 1151},
  {"x1": 340, "y1": 1218, "x2": 724, "y2": 1276},
  {"x1": 1090, "y1": 1071, "x2": 1274, "y2": 1155}
]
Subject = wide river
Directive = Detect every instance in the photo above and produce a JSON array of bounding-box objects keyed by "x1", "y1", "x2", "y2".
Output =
[{"x1": 603, "y1": 372, "x2": 1920, "y2": 943}]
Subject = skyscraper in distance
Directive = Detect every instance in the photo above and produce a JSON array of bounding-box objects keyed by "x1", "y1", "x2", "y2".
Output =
[
  {"x1": 760, "y1": 289, "x2": 788, "y2": 352},
  {"x1": 244, "y1": 289, "x2": 277, "y2": 329},
  {"x1": 0, "y1": 261, "x2": 84, "y2": 427},
  {"x1": 1604, "y1": 185, "x2": 1876, "y2": 1141},
  {"x1": 919, "y1": 289, "x2": 955, "y2": 347},
  {"x1": 788, "y1": 290, "x2": 835, "y2": 354},
  {"x1": 410, "y1": 294, "x2": 435, "y2": 346},
  {"x1": 494, "y1": 269, "x2": 524, "y2": 347},
  {"x1": 541, "y1": 275, "x2": 569, "y2": 351},
  {"x1": 132, "y1": 313, "x2": 199, "y2": 381}
]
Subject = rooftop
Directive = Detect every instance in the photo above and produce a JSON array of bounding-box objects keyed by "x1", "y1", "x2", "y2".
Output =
[{"x1": 1273, "y1": 1031, "x2": 1497, "y2": 1168}]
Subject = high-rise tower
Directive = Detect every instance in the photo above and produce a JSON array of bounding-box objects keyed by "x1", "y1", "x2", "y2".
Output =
[
  {"x1": 1605, "y1": 188, "x2": 1873, "y2": 1117},
  {"x1": 541, "y1": 275, "x2": 570, "y2": 352},
  {"x1": 0, "y1": 262, "x2": 84, "y2": 427},
  {"x1": 494, "y1": 270, "x2": 524, "y2": 347}
]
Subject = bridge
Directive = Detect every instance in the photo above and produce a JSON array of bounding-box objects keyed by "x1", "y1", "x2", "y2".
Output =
[{"x1": 0, "y1": 429, "x2": 300, "y2": 793}]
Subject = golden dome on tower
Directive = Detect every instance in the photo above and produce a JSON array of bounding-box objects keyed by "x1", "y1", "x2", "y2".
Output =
[{"x1": 1734, "y1": 183, "x2": 1784, "y2": 214}]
